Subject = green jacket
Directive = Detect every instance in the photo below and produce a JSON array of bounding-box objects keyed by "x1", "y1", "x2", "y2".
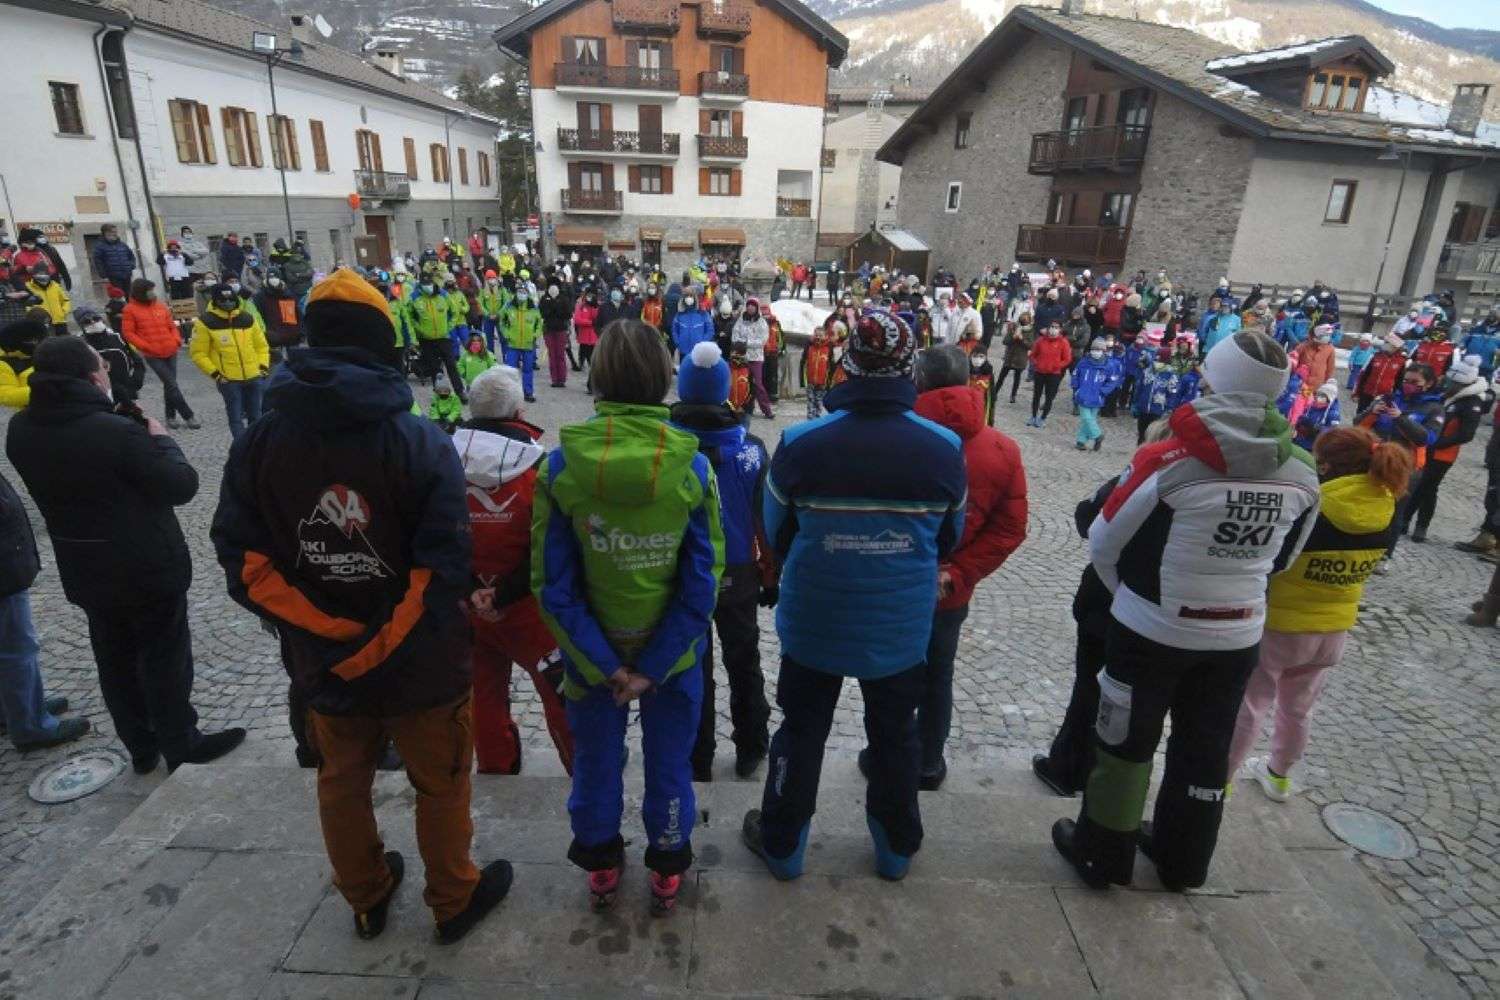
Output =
[
  {"x1": 531, "y1": 402, "x2": 725, "y2": 697},
  {"x1": 447, "y1": 291, "x2": 469, "y2": 327},
  {"x1": 456, "y1": 348, "x2": 496, "y2": 386},
  {"x1": 502, "y1": 305, "x2": 543, "y2": 352},
  {"x1": 428, "y1": 392, "x2": 462, "y2": 424},
  {"x1": 479, "y1": 285, "x2": 508, "y2": 319},
  {"x1": 406, "y1": 291, "x2": 456, "y2": 342}
]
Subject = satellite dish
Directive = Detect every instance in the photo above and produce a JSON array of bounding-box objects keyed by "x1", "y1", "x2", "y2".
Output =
[{"x1": 313, "y1": 13, "x2": 333, "y2": 38}]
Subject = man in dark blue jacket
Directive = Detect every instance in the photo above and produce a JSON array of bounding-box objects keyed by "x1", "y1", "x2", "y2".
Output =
[
  {"x1": 91, "y1": 224, "x2": 136, "y2": 290},
  {"x1": 742, "y1": 308, "x2": 967, "y2": 882},
  {"x1": 211, "y1": 268, "x2": 511, "y2": 944}
]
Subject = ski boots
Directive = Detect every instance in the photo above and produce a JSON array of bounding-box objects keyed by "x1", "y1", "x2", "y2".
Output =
[
  {"x1": 649, "y1": 871, "x2": 682, "y2": 917},
  {"x1": 588, "y1": 866, "x2": 622, "y2": 912}
]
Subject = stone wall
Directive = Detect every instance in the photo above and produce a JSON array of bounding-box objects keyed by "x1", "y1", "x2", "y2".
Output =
[
  {"x1": 547, "y1": 215, "x2": 816, "y2": 274},
  {"x1": 1124, "y1": 92, "x2": 1255, "y2": 294},
  {"x1": 890, "y1": 32, "x2": 1068, "y2": 280}
]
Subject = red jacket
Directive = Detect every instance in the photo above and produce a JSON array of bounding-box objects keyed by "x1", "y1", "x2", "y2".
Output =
[
  {"x1": 1357, "y1": 350, "x2": 1406, "y2": 399},
  {"x1": 121, "y1": 298, "x2": 183, "y2": 359},
  {"x1": 792, "y1": 264, "x2": 809, "y2": 284},
  {"x1": 914, "y1": 385, "x2": 1028, "y2": 609},
  {"x1": 1029, "y1": 333, "x2": 1072, "y2": 375},
  {"x1": 1411, "y1": 338, "x2": 1455, "y2": 379}
]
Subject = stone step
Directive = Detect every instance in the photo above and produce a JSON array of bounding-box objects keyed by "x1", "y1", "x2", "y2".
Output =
[{"x1": 0, "y1": 758, "x2": 1463, "y2": 1000}]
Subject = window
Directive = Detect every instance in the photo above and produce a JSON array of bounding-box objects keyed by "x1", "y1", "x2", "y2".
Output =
[
  {"x1": 954, "y1": 112, "x2": 971, "y2": 150},
  {"x1": 458, "y1": 147, "x2": 469, "y2": 185},
  {"x1": 478, "y1": 151, "x2": 492, "y2": 188},
  {"x1": 633, "y1": 164, "x2": 666, "y2": 193},
  {"x1": 578, "y1": 163, "x2": 606, "y2": 192},
  {"x1": 1048, "y1": 192, "x2": 1069, "y2": 224},
  {"x1": 636, "y1": 41, "x2": 663, "y2": 70},
  {"x1": 309, "y1": 119, "x2": 330, "y2": 171},
  {"x1": 252, "y1": 232, "x2": 270, "y2": 253},
  {"x1": 1117, "y1": 88, "x2": 1151, "y2": 127},
  {"x1": 1487, "y1": 194, "x2": 1500, "y2": 240},
  {"x1": 168, "y1": 99, "x2": 215, "y2": 164},
  {"x1": 429, "y1": 144, "x2": 449, "y2": 183},
  {"x1": 579, "y1": 102, "x2": 605, "y2": 133},
  {"x1": 1326, "y1": 75, "x2": 1346, "y2": 111},
  {"x1": 222, "y1": 107, "x2": 262, "y2": 167},
  {"x1": 404, "y1": 137, "x2": 419, "y2": 179},
  {"x1": 329, "y1": 229, "x2": 344, "y2": 265},
  {"x1": 1306, "y1": 71, "x2": 1365, "y2": 111},
  {"x1": 1099, "y1": 192, "x2": 1133, "y2": 227},
  {"x1": 1063, "y1": 96, "x2": 1087, "y2": 133},
  {"x1": 945, "y1": 182, "x2": 961, "y2": 213},
  {"x1": 1324, "y1": 180, "x2": 1356, "y2": 223},
  {"x1": 711, "y1": 45, "x2": 741, "y2": 74},
  {"x1": 572, "y1": 37, "x2": 603, "y2": 65},
  {"x1": 101, "y1": 35, "x2": 135, "y2": 139},
  {"x1": 709, "y1": 168, "x2": 731, "y2": 195},
  {"x1": 1341, "y1": 77, "x2": 1362, "y2": 111},
  {"x1": 705, "y1": 109, "x2": 733, "y2": 137},
  {"x1": 356, "y1": 129, "x2": 383, "y2": 172},
  {"x1": 699, "y1": 167, "x2": 739, "y2": 196},
  {"x1": 49, "y1": 82, "x2": 85, "y2": 135},
  {"x1": 268, "y1": 115, "x2": 300, "y2": 170},
  {"x1": 1308, "y1": 73, "x2": 1328, "y2": 108}
]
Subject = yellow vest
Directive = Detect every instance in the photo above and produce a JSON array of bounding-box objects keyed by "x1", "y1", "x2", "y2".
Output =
[{"x1": 1266, "y1": 473, "x2": 1394, "y2": 634}]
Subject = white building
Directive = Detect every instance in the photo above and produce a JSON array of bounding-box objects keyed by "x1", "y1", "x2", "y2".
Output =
[
  {"x1": 817, "y1": 88, "x2": 927, "y2": 254},
  {"x1": 494, "y1": 0, "x2": 847, "y2": 271},
  {"x1": 2, "y1": 0, "x2": 501, "y2": 301}
]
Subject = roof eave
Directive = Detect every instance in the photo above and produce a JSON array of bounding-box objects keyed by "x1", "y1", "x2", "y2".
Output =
[
  {"x1": 4, "y1": 0, "x2": 132, "y2": 27},
  {"x1": 1264, "y1": 128, "x2": 1497, "y2": 158}
]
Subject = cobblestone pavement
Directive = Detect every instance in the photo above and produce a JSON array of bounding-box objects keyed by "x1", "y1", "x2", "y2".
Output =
[{"x1": 1, "y1": 350, "x2": 1497, "y2": 994}]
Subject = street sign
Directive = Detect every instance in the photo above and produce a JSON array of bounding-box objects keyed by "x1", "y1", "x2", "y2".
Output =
[{"x1": 18, "y1": 221, "x2": 71, "y2": 244}]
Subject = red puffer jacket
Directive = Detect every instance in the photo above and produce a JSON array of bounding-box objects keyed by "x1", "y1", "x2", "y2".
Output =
[
  {"x1": 121, "y1": 299, "x2": 182, "y2": 359},
  {"x1": 1356, "y1": 350, "x2": 1406, "y2": 399},
  {"x1": 913, "y1": 385, "x2": 1028, "y2": 609},
  {"x1": 1029, "y1": 333, "x2": 1073, "y2": 375}
]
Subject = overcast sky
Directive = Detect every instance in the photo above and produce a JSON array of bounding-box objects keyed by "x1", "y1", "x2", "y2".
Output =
[{"x1": 1365, "y1": 0, "x2": 1492, "y2": 31}]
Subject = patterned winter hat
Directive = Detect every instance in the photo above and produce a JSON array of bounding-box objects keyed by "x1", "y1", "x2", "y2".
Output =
[{"x1": 842, "y1": 307, "x2": 915, "y2": 379}]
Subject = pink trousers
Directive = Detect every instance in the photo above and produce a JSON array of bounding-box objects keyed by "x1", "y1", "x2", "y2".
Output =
[{"x1": 1227, "y1": 628, "x2": 1347, "y2": 777}]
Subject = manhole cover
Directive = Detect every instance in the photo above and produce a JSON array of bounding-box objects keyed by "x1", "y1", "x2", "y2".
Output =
[
  {"x1": 1321, "y1": 803, "x2": 1419, "y2": 860},
  {"x1": 28, "y1": 751, "x2": 126, "y2": 804}
]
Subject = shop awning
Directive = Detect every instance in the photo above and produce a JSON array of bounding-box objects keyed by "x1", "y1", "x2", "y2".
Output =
[
  {"x1": 699, "y1": 227, "x2": 746, "y2": 246},
  {"x1": 639, "y1": 226, "x2": 666, "y2": 241},
  {"x1": 555, "y1": 226, "x2": 605, "y2": 246}
]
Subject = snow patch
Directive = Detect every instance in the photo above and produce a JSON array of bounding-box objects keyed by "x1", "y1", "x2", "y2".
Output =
[
  {"x1": 770, "y1": 299, "x2": 832, "y2": 337},
  {"x1": 1204, "y1": 37, "x2": 1348, "y2": 71},
  {"x1": 1196, "y1": 17, "x2": 1262, "y2": 51},
  {"x1": 958, "y1": 0, "x2": 1008, "y2": 31}
]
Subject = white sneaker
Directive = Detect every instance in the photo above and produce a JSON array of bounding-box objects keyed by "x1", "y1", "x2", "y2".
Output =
[
  {"x1": 1372, "y1": 557, "x2": 1391, "y2": 576},
  {"x1": 1252, "y1": 758, "x2": 1293, "y2": 803}
]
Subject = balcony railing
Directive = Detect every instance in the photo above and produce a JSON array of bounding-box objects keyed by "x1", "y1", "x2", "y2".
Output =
[
  {"x1": 698, "y1": 0, "x2": 751, "y2": 35},
  {"x1": 1437, "y1": 241, "x2": 1500, "y2": 279},
  {"x1": 697, "y1": 133, "x2": 748, "y2": 158},
  {"x1": 1016, "y1": 224, "x2": 1130, "y2": 266},
  {"x1": 353, "y1": 169, "x2": 411, "y2": 200},
  {"x1": 555, "y1": 63, "x2": 681, "y2": 92},
  {"x1": 560, "y1": 188, "x2": 624, "y2": 213},
  {"x1": 612, "y1": 0, "x2": 680, "y2": 32},
  {"x1": 698, "y1": 70, "x2": 749, "y2": 97},
  {"x1": 1028, "y1": 125, "x2": 1150, "y2": 174},
  {"x1": 557, "y1": 127, "x2": 680, "y2": 155},
  {"x1": 776, "y1": 197, "x2": 812, "y2": 218}
]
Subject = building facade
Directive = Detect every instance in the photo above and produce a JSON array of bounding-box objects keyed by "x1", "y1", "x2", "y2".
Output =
[
  {"x1": 879, "y1": 5, "x2": 1500, "y2": 302},
  {"x1": 2, "y1": 0, "x2": 500, "y2": 302},
  {"x1": 817, "y1": 88, "x2": 927, "y2": 254},
  {"x1": 495, "y1": 0, "x2": 847, "y2": 271}
]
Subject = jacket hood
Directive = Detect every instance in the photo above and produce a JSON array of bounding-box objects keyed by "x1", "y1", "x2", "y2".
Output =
[
  {"x1": 913, "y1": 385, "x2": 984, "y2": 439},
  {"x1": 1170, "y1": 392, "x2": 1310, "y2": 478},
  {"x1": 452, "y1": 427, "x2": 546, "y2": 489},
  {"x1": 670, "y1": 401, "x2": 747, "y2": 456},
  {"x1": 20, "y1": 372, "x2": 114, "y2": 424},
  {"x1": 560, "y1": 402, "x2": 700, "y2": 506},
  {"x1": 1446, "y1": 379, "x2": 1489, "y2": 405},
  {"x1": 265, "y1": 348, "x2": 414, "y2": 429},
  {"x1": 1320, "y1": 473, "x2": 1395, "y2": 535}
]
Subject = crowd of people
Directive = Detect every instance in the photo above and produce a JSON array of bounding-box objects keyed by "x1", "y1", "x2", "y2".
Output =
[{"x1": 1, "y1": 228, "x2": 1498, "y2": 946}]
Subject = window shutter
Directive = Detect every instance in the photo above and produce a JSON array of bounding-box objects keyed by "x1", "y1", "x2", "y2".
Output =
[
  {"x1": 729, "y1": 169, "x2": 741, "y2": 196},
  {"x1": 731, "y1": 111, "x2": 743, "y2": 137},
  {"x1": 562, "y1": 35, "x2": 575, "y2": 63},
  {"x1": 371, "y1": 134, "x2": 383, "y2": 172},
  {"x1": 625, "y1": 40, "x2": 639, "y2": 66},
  {"x1": 699, "y1": 109, "x2": 710, "y2": 135},
  {"x1": 196, "y1": 103, "x2": 216, "y2": 163},
  {"x1": 597, "y1": 38, "x2": 608, "y2": 65},
  {"x1": 246, "y1": 111, "x2": 263, "y2": 167},
  {"x1": 602, "y1": 163, "x2": 615, "y2": 191},
  {"x1": 661, "y1": 42, "x2": 673, "y2": 69},
  {"x1": 601, "y1": 104, "x2": 614, "y2": 132},
  {"x1": 662, "y1": 166, "x2": 673, "y2": 194},
  {"x1": 405, "y1": 137, "x2": 418, "y2": 178},
  {"x1": 699, "y1": 167, "x2": 710, "y2": 195},
  {"x1": 733, "y1": 47, "x2": 746, "y2": 73},
  {"x1": 629, "y1": 165, "x2": 641, "y2": 192},
  {"x1": 568, "y1": 162, "x2": 582, "y2": 189}
]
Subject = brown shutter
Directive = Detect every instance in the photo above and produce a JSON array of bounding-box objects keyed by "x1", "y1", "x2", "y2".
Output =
[
  {"x1": 597, "y1": 38, "x2": 607, "y2": 65},
  {"x1": 561, "y1": 35, "x2": 575, "y2": 63},
  {"x1": 699, "y1": 109, "x2": 710, "y2": 135},
  {"x1": 731, "y1": 111, "x2": 743, "y2": 137},
  {"x1": 576, "y1": 101, "x2": 589, "y2": 131},
  {"x1": 699, "y1": 167, "x2": 710, "y2": 195},
  {"x1": 710, "y1": 44, "x2": 725, "y2": 69},
  {"x1": 602, "y1": 163, "x2": 615, "y2": 191},
  {"x1": 729, "y1": 169, "x2": 742, "y2": 196},
  {"x1": 625, "y1": 40, "x2": 639, "y2": 67},
  {"x1": 660, "y1": 41, "x2": 673, "y2": 69},
  {"x1": 196, "y1": 103, "x2": 217, "y2": 163},
  {"x1": 628, "y1": 165, "x2": 641, "y2": 193},
  {"x1": 733, "y1": 47, "x2": 745, "y2": 73},
  {"x1": 601, "y1": 104, "x2": 614, "y2": 131},
  {"x1": 661, "y1": 166, "x2": 673, "y2": 194},
  {"x1": 371, "y1": 134, "x2": 383, "y2": 172},
  {"x1": 567, "y1": 162, "x2": 582, "y2": 189}
]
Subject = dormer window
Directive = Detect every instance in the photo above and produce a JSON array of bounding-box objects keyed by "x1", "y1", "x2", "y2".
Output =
[{"x1": 1306, "y1": 71, "x2": 1365, "y2": 112}]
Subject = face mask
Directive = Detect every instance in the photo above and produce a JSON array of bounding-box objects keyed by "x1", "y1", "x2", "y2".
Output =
[
  {"x1": 971, "y1": 355, "x2": 985, "y2": 369},
  {"x1": 229, "y1": 282, "x2": 241, "y2": 293},
  {"x1": 547, "y1": 286, "x2": 560, "y2": 298},
  {"x1": 746, "y1": 309, "x2": 758, "y2": 320},
  {"x1": 719, "y1": 302, "x2": 732, "y2": 316},
  {"x1": 1090, "y1": 349, "x2": 1105, "y2": 359},
  {"x1": 468, "y1": 342, "x2": 483, "y2": 354},
  {"x1": 682, "y1": 298, "x2": 694, "y2": 308},
  {"x1": 1114, "y1": 293, "x2": 1124, "y2": 301},
  {"x1": 648, "y1": 286, "x2": 657, "y2": 296},
  {"x1": 34, "y1": 275, "x2": 50, "y2": 286},
  {"x1": 85, "y1": 321, "x2": 107, "y2": 335},
  {"x1": 611, "y1": 291, "x2": 623, "y2": 305},
  {"x1": 37, "y1": 237, "x2": 48, "y2": 246},
  {"x1": 1046, "y1": 329, "x2": 1059, "y2": 338}
]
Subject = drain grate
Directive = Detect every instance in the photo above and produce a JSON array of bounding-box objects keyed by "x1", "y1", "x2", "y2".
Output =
[{"x1": 1321, "y1": 802, "x2": 1419, "y2": 860}]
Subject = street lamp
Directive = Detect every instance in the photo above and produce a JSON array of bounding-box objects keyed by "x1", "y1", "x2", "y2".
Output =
[
  {"x1": 1367, "y1": 140, "x2": 1411, "y2": 326},
  {"x1": 443, "y1": 110, "x2": 471, "y2": 240},
  {"x1": 253, "y1": 32, "x2": 297, "y2": 246}
]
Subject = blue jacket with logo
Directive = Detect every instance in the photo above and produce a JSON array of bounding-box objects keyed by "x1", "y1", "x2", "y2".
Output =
[
  {"x1": 672, "y1": 307, "x2": 715, "y2": 357},
  {"x1": 670, "y1": 402, "x2": 768, "y2": 569},
  {"x1": 1462, "y1": 329, "x2": 1500, "y2": 376},
  {"x1": 1071, "y1": 354, "x2": 1122, "y2": 408},
  {"x1": 764, "y1": 377, "x2": 966, "y2": 679}
]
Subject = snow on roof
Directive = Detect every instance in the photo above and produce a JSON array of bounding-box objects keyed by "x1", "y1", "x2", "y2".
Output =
[
  {"x1": 879, "y1": 228, "x2": 929, "y2": 251},
  {"x1": 1367, "y1": 86, "x2": 1500, "y2": 149},
  {"x1": 1204, "y1": 37, "x2": 1349, "y2": 72}
]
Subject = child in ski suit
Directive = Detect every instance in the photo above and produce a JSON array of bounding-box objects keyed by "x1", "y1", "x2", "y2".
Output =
[
  {"x1": 501, "y1": 290, "x2": 543, "y2": 402},
  {"x1": 532, "y1": 319, "x2": 725, "y2": 916},
  {"x1": 456, "y1": 332, "x2": 497, "y2": 389},
  {"x1": 728, "y1": 345, "x2": 753, "y2": 417},
  {"x1": 1293, "y1": 381, "x2": 1341, "y2": 451},
  {"x1": 455, "y1": 366, "x2": 574, "y2": 776},
  {"x1": 672, "y1": 342, "x2": 775, "y2": 782},
  {"x1": 428, "y1": 373, "x2": 462, "y2": 433},
  {"x1": 801, "y1": 324, "x2": 838, "y2": 420},
  {"x1": 1346, "y1": 333, "x2": 1374, "y2": 391},
  {"x1": 478, "y1": 275, "x2": 508, "y2": 351},
  {"x1": 1071, "y1": 338, "x2": 1121, "y2": 451},
  {"x1": 968, "y1": 349, "x2": 996, "y2": 425}
]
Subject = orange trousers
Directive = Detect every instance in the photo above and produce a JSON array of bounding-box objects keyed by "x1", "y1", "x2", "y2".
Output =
[{"x1": 308, "y1": 695, "x2": 480, "y2": 922}]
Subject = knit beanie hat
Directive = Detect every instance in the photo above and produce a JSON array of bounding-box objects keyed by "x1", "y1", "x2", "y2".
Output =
[
  {"x1": 305, "y1": 267, "x2": 398, "y2": 365},
  {"x1": 468, "y1": 365, "x2": 524, "y2": 418},
  {"x1": 1448, "y1": 356, "x2": 1480, "y2": 385},
  {"x1": 434, "y1": 372, "x2": 453, "y2": 394},
  {"x1": 1316, "y1": 380, "x2": 1339, "y2": 401},
  {"x1": 1383, "y1": 331, "x2": 1405, "y2": 351},
  {"x1": 1202, "y1": 332, "x2": 1289, "y2": 400},
  {"x1": 677, "y1": 341, "x2": 730, "y2": 404},
  {"x1": 843, "y1": 308, "x2": 915, "y2": 379}
]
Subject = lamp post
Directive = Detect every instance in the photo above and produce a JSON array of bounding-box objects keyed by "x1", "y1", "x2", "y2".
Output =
[
  {"x1": 253, "y1": 31, "x2": 297, "y2": 246},
  {"x1": 1366, "y1": 140, "x2": 1411, "y2": 328},
  {"x1": 443, "y1": 110, "x2": 471, "y2": 240}
]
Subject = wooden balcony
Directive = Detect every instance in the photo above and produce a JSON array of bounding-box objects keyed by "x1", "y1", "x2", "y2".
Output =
[
  {"x1": 697, "y1": 133, "x2": 748, "y2": 159},
  {"x1": 612, "y1": 0, "x2": 680, "y2": 32},
  {"x1": 555, "y1": 63, "x2": 680, "y2": 94},
  {"x1": 698, "y1": 70, "x2": 749, "y2": 100},
  {"x1": 353, "y1": 169, "x2": 411, "y2": 201},
  {"x1": 557, "y1": 127, "x2": 680, "y2": 157},
  {"x1": 698, "y1": 0, "x2": 751, "y2": 36},
  {"x1": 1028, "y1": 125, "x2": 1149, "y2": 174},
  {"x1": 1015, "y1": 224, "x2": 1130, "y2": 266},
  {"x1": 560, "y1": 188, "x2": 623, "y2": 214},
  {"x1": 776, "y1": 197, "x2": 812, "y2": 218}
]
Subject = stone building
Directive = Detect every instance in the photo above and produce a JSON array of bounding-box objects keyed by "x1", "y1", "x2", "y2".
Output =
[
  {"x1": 817, "y1": 88, "x2": 928, "y2": 254},
  {"x1": 494, "y1": 0, "x2": 846, "y2": 272},
  {"x1": 877, "y1": 5, "x2": 1500, "y2": 301}
]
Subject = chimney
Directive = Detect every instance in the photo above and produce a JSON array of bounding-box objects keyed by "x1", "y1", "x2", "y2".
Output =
[
  {"x1": 372, "y1": 48, "x2": 405, "y2": 79},
  {"x1": 288, "y1": 13, "x2": 315, "y2": 47},
  {"x1": 1447, "y1": 83, "x2": 1491, "y2": 138}
]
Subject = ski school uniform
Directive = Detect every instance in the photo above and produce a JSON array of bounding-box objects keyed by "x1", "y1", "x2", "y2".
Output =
[{"x1": 1293, "y1": 399, "x2": 1341, "y2": 451}]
